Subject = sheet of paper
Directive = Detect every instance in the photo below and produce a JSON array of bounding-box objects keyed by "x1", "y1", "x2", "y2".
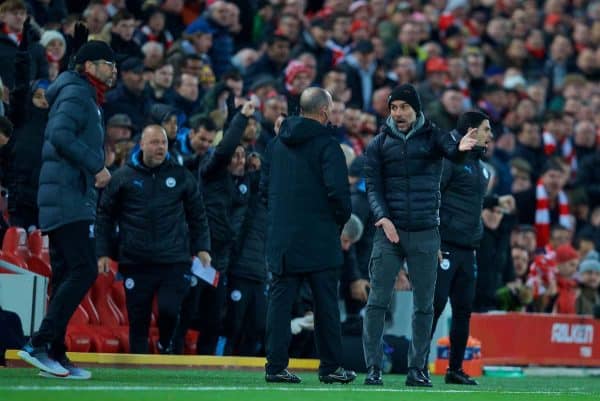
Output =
[{"x1": 191, "y1": 257, "x2": 220, "y2": 287}]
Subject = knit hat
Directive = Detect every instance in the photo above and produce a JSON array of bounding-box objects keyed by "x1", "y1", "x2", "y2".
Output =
[
  {"x1": 150, "y1": 103, "x2": 178, "y2": 125},
  {"x1": 584, "y1": 250, "x2": 599, "y2": 262},
  {"x1": 457, "y1": 110, "x2": 488, "y2": 136},
  {"x1": 40, "y1": 30, "x2": 66, "y2": 48},
  {"x1": 579, "y1": 259, "x2": 600, "y2": 274},
  {"x1": 31, "y1": 79, "x2": 50, "y2": 92},
  {"x1": 285, "y1": 60, "x2": 311, "y2": 86},
  {"x1": 388, "y1": 84, "x2": 421, "y2": 114},
  {"x1": 74, "y1": 40, "x2": 115, "y2": 65},
  {"x1": 555, "y1": 244, "x2": 579, "y2": 264},
  {"x1": 426, "y1": 57, "x2": 449, "y2": 74}
]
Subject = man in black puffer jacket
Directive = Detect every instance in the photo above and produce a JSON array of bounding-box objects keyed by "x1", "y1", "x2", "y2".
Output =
[
  {"x1": 96, "y1": 125, "x2": 211, "y2": 354},
  {"x1": 223, "y1": 168, "x2": 268, "y2": 356},
  {"x1": 429, "y1": 110, "x2": 495, "y2": 386},
  {"x1": 362, "y1": 84, "x2": 478, "y2": 388},
  {"x1": 172, "y1": 102, "x2": 255, "y2": 356}
]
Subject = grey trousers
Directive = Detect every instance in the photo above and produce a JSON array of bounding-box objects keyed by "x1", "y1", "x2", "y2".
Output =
[{"x1": 363, "y1": 227, "x2": 440, "y2": 370}]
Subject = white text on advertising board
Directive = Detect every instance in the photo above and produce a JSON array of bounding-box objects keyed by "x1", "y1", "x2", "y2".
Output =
[{"x1": 551, "y1": 323, "x2": 594, "y2": 344}]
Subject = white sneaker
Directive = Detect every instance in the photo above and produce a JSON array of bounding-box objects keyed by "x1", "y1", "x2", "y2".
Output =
[
  {"x1": 40, "y1": 355, "x2": 91, "y2": 380},
  {"x1": 39, "y1": 366, "x2": 91, "y2": 380},
  {"x1": 17, "y1": 343, "x2": 69, "y2": 377}
]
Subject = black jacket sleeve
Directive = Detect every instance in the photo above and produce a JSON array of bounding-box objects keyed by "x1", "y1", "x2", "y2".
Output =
[
  {"x1": 259, "y1": 140, "x2": 272, "y2": 206},
  {"x1": 365, "y1": 134, "x2": 390, "y2": 222},
  {"x1": 200, "y1": 112, "x2": 248, "y2": 181},
  {"x1": 8, "y1": 50, "x2": 31, "y2": 127},
  {"x1": 183, "y1": 169, "x2": 211, "y2": 254},
  {"x1": 435, "y1": 127, "x2": 467, "y2": 163},
  {"x1": 321, "y1": 139, "x2": 352, "y2": 227},
  {"x1": 577, "y1": 156, "x2": 600, "y2": 203},
  {"x1": 440, "y1": 158, "x2": 454, "y2": 193},
  {"x1": 96, "y1": 169, "x2": 123, "y2": 259},
  {"x1": 341, "y1": 246, "x2": 361, "y2": 283}
]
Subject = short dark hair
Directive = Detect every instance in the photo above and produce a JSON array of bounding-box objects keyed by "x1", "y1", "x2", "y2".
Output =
[
  {"x1": 112, "y1": 10, "x2": 135, "y2": 25},
  {"x1": 542, "y1": 158, "x2": 565, "y2": 175},
  {"x1": 222, "y1": 70, "x2": 242, "y2": 82},
  {"x1": 0, "y1": 116, "x2": 14, "y2": 138},
  {"x1": 191, "y1": 116, "x2": 217, "y2": 132},
  {"x1": 267, "y1": 34, "x2": 290, "y2": 47},
  {"x1": 184, "y1": 54, "x2": 204, "y2": 65},
  {"x1": 550, "y1": 224, "x2": 569, "y2": 234}
]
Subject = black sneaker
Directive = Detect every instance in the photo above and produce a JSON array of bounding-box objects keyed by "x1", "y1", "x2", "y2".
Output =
[
  {"x1": 405, "y1": 367, "x2": 432, "y2": 387},
  {"x1": 265, "y1": 369, "x2": 302, "y2": 383},
  {"x1": 445, "y1": 368, "x2": 478, "y2": 385},
  {"x1": 156, "y1": 341, "x2": 174, "y2": 355},
  {"x1": 364, "y1": 366, "x2": 383, "y2": 385},
  {"x1": 319, "y1": 367, "x2": 357, "y2": 384}
]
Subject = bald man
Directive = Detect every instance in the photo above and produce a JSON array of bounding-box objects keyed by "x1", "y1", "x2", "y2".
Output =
[
  {"x1": 261, "y1": 87, "x2": 356, "y2": 384},
  {"x1": 96, "y1": 125, "x2": 211, "y2": 354}
]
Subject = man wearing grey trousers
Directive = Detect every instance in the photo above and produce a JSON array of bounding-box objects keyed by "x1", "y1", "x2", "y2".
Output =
[{"x1": 362, "y1": 84, "x2": 477, "y2": 387}]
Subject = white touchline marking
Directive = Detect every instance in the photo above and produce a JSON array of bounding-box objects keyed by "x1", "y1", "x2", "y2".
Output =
[{"x1": 0, "y1": 386, "x2": 596, "y2": 395}]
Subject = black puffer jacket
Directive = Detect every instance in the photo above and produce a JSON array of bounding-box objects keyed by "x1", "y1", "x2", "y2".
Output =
[
  {"x1": 364, "y1": 115, "x2": 466, "y2": 232},
  {"x1": 229, "y1": 172, "x2": 267, "y2": 282},
  {"x1": 96, "y1": 152, "x2": 210, "y2": 265},
  {"x1": 37, "y1": 71, "x2": 105, "y2": 232},
  {"x1": 439, "y1": 144, "x2": 492, "y2": 249},
  {"x1": 200, "y1": 113, "x2": 249, "y2": 245}
]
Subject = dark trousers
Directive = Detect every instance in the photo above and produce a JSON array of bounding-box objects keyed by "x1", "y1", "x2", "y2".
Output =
[
  {"x1": 32, "y1": 221, "x2": 98, "y2": 357},
  {"x1": 120, "y1": 264, "x2": 189, "y2": 354},
  {"x1": 363, "y1": 228, "x2": 440, "y2": 370},
  {"x1": 9, "y1": 204, "x2": 38, "y2": 230},
  {"x1": 224, "y1": 275, "x2": 267, "y2": 356},
  {"x1": 265, "y1": 268, "x2": 343, "y2": 376},
  {"x1": 431, "y1": 242, "x2": 476, "y2": 371},
  {"x1": 171, "y1": 273, "x2": 228, "y2": 355}
]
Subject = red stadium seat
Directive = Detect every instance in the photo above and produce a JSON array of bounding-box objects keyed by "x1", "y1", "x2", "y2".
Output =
[
  {"x1": 78, "y1": 293, "x2": 121, "y2": 353},
  {"x1": 65, "y1": 305, "x2": 94, "y2": 353},
  {"x1": 27, "y1": 230, "x2": 50, "y2": 266},
  {"x1": 184, "y1": 330, "x2": 199, "y2": 355},
  {"x1": 1, "y1": 227, "x2": 29, "y2": 268}
]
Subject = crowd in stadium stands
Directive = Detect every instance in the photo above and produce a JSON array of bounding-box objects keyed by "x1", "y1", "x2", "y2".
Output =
[{"x1": 1, "y1": 0, "x2": 600, "y2": 357}]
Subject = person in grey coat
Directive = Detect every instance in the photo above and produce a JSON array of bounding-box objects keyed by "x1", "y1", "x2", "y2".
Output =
[{"x1": 18, "y1": 41, "x2": 116, "y2": 380}]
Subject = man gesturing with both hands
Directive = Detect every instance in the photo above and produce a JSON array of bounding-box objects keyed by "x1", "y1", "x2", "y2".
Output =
[{"x1": 362, "y1": 84, "x2": 478, "y2": 387}]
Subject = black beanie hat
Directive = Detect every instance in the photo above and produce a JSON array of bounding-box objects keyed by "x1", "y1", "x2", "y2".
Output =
[
  {"x1": 74, "y1": 40, "x2": 115, "y2": 65},
  {"x1": 388, "y1": 84, "x2": 421, "y2": 114},
  {"x1": 456, "y1": 110, "x2": 488, "y2": 136}
]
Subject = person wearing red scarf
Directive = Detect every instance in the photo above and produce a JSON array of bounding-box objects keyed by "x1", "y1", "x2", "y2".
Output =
[
  {"x1": 551, "y1": 244, "x2": 580, "y2": 314},
  {"x1": 17, "y1": 41, "x2": 116, "y2": 381}
]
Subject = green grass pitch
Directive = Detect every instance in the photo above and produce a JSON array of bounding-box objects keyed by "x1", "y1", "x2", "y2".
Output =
[{"x1": 1, "y1": 367, "x2": 599, "y2": 401}]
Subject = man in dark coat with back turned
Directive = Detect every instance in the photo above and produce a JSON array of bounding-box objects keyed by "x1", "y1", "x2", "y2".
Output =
[{"x1": 261, "y1": 87, "x2": 357, "y2": 384}]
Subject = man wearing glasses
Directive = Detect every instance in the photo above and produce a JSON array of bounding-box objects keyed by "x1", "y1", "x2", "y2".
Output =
[{"x1": 18, "y1": 41, "x2": 116, "y2": 380}]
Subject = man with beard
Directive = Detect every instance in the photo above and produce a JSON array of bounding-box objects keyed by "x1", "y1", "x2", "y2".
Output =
[
  {"x1": 18, "y1": 41, "x2": 115, "y2": 379},
  {"x1": 362, "y1": 84, "x2": 478, "y2": 387},
  {"x1": 429, "y1": 111, "x2": 498, "y2": 386}
]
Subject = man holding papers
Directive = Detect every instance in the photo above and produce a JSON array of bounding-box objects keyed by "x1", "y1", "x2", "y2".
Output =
[{"x1": 96, "y1": 124, "x2": 211, "y2": 354}]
